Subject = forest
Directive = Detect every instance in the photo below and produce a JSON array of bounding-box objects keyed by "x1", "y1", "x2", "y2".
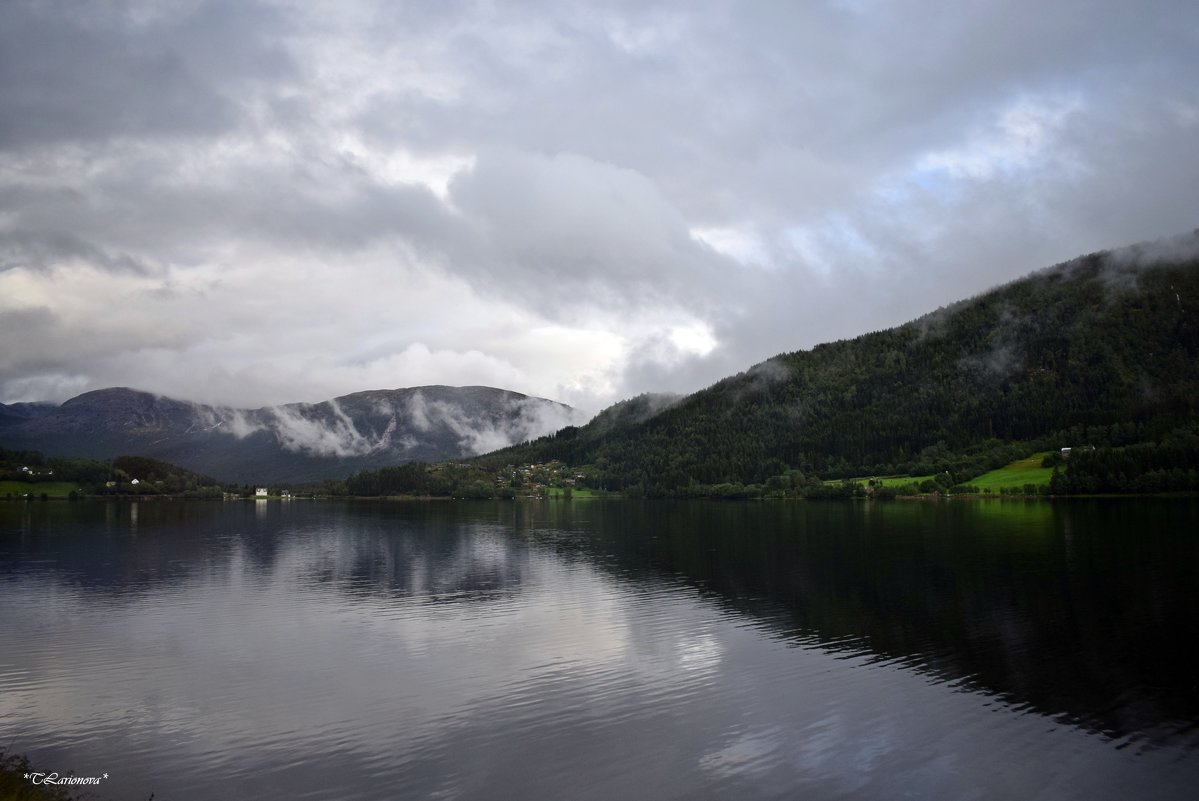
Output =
[
  {"x1": 455, "y1": 244, "x2": 1199, "y2": 497},
  {"x1": 0, "y1": 447, "x2": 223, "y2": 498}
]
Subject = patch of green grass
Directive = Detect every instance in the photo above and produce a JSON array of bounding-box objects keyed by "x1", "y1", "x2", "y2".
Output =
[
  {"x1": 546, "y1": 486, "x2": 599, "y2": 498},
  {"x1": 0, "y1": 481, "x2": 85, "y2": 498},
  {"x1": 825, "y1": 474, "x2": 936, "y2": 488},
  {"x1": 968, "y1": 453, "x2": 1054, "y2": 491},
  {"x1": 869, "y1": 474, "x2": 937, "y2": 488}
]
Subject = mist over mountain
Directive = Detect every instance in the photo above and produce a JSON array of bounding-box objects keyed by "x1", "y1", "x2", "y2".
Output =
[
  {"x1": 481, "y1": 232, "x2": 1199, "y2": 491},
  {"x1": 0, "y1": 386, "x2": 581, "y2": 483}
]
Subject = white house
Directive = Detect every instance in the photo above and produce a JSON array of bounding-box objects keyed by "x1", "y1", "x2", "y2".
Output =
[{"x1": 255, "y1": 487, "x2": 269, "y2": 497}]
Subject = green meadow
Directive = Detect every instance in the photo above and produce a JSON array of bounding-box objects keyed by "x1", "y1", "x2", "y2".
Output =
[
  {"x1": 826, "y1": 474, "x2": 937, "y2": 488},
  {"x1": 827, "y1": 452, "x2": 1056, "y2": 493},
  {"x1": 546, "y1": 486, "x2": 601, "y2": 499},
  {"x1": 967, "y1": 453, "x2": 1055, "y2": 491},
  {"x1": 0, "y1": 480, "x2": 86, "y2": 498},
  {"x1": 864, "y1": 474, "x2": 937, "y2": 488}
]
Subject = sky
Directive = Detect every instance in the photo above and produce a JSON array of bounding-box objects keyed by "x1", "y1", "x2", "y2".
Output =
[{"x1": 2, "y1": 0, "x2": 1197, "y2": 414}]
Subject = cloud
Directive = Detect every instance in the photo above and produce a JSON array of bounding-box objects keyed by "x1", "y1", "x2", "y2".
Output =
[
  {"x1": 0, "y1": 0, "x2": 292, "y2": 150},
  {"x1": 446, "y1": 150, "x2": 733, "y2": 308},
  {"x1": 1104, "y1": 229, "x2": 1199, "y2": 271},
  {"x1": 182, "y1": 389, "x2": 585, "y2": 459},
  {"x1": 917, "y1": 95, "x2": 1083, "y2": 181},
  {"x1": 268, "y1": 400, "x2": 381, "y2": 458},
  {"x1": 405, "y1": 391, "x2": 588, "y2": 455},
  {"x1": 1, "y1": 0, "x2": 1197, "y2": 415}
]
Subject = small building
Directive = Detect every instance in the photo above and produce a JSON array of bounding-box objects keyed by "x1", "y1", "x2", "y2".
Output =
[
  {"x1": 280, "y1": 490, "x2": 291, "y2": 499},
  {"x1": 130, "y1": 478, "x2": 140, "y2": 485},
  {"x1": 255, "y1": 487, "x2": 269, "y2": 497},
  {"x1": 1061, "y1": 447, "x2": 1072, "y2": 459}
]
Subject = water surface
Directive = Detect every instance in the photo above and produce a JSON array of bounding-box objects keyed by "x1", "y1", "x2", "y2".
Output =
[{"x1": 1, "y1": 499, "x2": 1196, "y2": 799}]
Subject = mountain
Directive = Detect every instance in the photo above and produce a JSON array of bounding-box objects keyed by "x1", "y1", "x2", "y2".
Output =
[
  {"x1": 481, "y1": 232, "x2": 1199, "y2": 492},
  {"x1": 585, "y1": 392, "x2": 683, "y2": 434},
  {"x1": 0, "y1": 401, "x2": 56, "y2": 427},
  {"x1": 0, "y1": 386, "x2": 579, "y2": 483}
]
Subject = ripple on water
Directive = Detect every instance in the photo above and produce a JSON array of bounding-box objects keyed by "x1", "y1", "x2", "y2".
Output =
[{"x1": 3, "y1": 500, "x2": 1199, "y2": 801}]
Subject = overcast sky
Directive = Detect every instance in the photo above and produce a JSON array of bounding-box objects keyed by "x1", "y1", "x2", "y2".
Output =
[{"x1": 2, "y1": 0, "x2": 1197, "y2": 413}]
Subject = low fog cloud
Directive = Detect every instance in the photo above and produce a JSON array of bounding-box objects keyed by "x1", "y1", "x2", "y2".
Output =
[
  {"x1": 2, "y1": 0, "x2": 1197, "y2": 414},
  {"x1": 405, "y1": 391, "x2": 587, "y2": 455},
  {"x1": 184, "y1": 391, "x2": 585, "y2": 459}
]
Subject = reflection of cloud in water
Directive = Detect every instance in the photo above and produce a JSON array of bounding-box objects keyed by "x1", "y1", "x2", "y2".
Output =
[
  {"x1": 700, "y1": 726, "x2": 783, "y2": 779},
  {"x1": 700, "y1": 717, "x2": 889, "y2": 792},
  {"x1": 5, "y1": 502, "x2": 1199, "y2": 801},
  {"x1": 677, "y1": 632, "x2": 722, "y2": 673},
  {"x1": 790, "y1": 712, "x2": 891, "y2": 795},
  {"x1": 0, "y1": 540, "x2": 633, "y2": 773}
]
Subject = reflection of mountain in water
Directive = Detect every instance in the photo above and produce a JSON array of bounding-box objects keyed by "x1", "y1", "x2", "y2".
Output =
[
  {"x1": 0, "y1": 500, "x2": 532, "y2": 607},
  {"x1": 294, "y1": 517, "x2": 528, "y2": 604},
  {"x1": 2, "y1": 498, "x2": 1195, "y2": 747},
  {"x1": 0, "y1": 500, "x2": 238, "y2": 594},
  {"x1": 541, "y1": 499, "x2": 1199, "y2": 746}
]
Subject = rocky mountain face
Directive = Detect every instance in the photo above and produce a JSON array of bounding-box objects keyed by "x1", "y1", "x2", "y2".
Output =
[{"x1": 0, "y1": 385, "x2": 581, "y2": 483}]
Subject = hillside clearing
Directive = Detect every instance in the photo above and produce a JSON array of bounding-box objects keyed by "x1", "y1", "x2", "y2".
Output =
[
  {"x1": 0, "y1": 480, "x2": 85, "y2": 498},
  {"x1": 968, "y1": 453, "x2": 1054, "y2": 491},
  {"x1": 546, "y1": 487, "x2": 600, "y2": 498}
]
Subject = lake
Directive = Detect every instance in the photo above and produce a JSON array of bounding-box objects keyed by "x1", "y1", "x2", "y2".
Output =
[{"x1": 1, "y1": 498, "x2": 1197, "y2": 800}]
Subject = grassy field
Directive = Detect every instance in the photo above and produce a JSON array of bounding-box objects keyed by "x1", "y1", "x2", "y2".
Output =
[
  {"x1": 825, "y1": 453, "x2": 1055, "y2": 492},
  {"x1": 868, "y1": 474, "x2": 936, "y2": 488},
  {"x1": 546, "y1": 486, "x2": 601, "y2": 498},
  {"x1": 826, "y1": 474, "x2": 937, "y2": 487},
  {"x1": 967, "y1": 453, "x2": 1054, "y2": 491},
  {"x1": 0, "y1": 480, "x2": 86, "y2": 498}
]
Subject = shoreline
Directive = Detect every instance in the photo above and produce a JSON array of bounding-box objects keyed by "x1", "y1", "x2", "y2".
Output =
[{"x1": 4, "y1": 492, "x2": 1197, "y2": 503}]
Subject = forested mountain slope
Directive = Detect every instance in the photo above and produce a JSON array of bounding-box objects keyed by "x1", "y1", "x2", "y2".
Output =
[{"x1": 482, "y1": 233, "x2": 1199, "y2": 492}]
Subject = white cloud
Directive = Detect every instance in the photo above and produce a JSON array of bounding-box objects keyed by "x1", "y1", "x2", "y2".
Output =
[
  {"x1": 691, "y1": 225, "x2": 770, "y2": 268},
  {"x1": 917, "y1": 95, "x2": 1083, "y2": 181},
  {"x1": 2, "y1": 0, "x2": 1198, "y2": 414}
]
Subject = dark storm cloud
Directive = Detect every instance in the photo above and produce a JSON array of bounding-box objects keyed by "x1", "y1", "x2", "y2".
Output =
[{"x1": 1, "y1": 0, "x2": 1197, "y2": 411}]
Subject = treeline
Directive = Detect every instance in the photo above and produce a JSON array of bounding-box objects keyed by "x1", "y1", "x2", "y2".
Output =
[
  {"x1": 344, "y1": 462, "x2": 514, "y2": 499},
  {"x1": 1, "y1": 446, "x2": 111, "y2": 485},
  {"x1": 109, "y1": 456, "x2": 222, "y2": 496},
  {"x1": 1053, "y1": 426, "x2": 1199, "y2": 494},
  {"x1": 479, "y1": 248, "x2": 1199, "y2": 495},
  {"x1": 0, "y1": 447, "x2": 223, "y2": 497}
]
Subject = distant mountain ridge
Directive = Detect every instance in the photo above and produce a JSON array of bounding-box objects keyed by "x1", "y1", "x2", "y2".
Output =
[
  {"x1": 0, "y1": 385, "x2": 580, "y2": 483},
  {"x1": 481, "y1": 231, "x2": 1199, "y2": 492}
]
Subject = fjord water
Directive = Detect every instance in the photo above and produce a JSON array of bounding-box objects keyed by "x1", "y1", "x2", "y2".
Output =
[{"x1": 1, "y1": 500, "x2": 1197, "y2": 800}]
